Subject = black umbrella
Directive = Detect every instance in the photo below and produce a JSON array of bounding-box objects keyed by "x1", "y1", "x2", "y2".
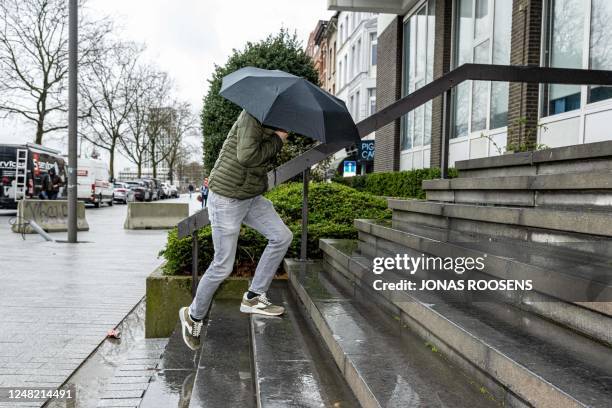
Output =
[{"x1": 219, "y1": 67, "x2": 360, "y2": 144}]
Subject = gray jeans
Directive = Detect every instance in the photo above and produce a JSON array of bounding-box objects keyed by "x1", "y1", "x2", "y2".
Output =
[{"x1": 189, "y1": 190, "x2": 293, "y2": 319}]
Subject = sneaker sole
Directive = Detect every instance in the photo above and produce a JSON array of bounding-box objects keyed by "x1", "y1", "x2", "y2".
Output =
[
  {"x1": 240, "y1": 304, "x2": 284, "y2": 316},
  {"x1": 178, "y1": 308, "x2": 199, "y2": 351}
]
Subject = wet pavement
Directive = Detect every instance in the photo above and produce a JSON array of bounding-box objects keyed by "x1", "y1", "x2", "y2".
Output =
[
  {"x1": 46, "y1": 300, "x2": 167, "y2": 408},
  {"x1": 0, "y1": 194, "x2": 201, "y2": 407}
]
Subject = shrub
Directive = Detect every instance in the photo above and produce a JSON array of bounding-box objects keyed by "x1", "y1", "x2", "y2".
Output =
[
  {"x1": 333, "y1": 167, "x2": 458, "y2": 199},
  {"x1": 159, "y1": 182, "x2": 390, "y2": 276}
]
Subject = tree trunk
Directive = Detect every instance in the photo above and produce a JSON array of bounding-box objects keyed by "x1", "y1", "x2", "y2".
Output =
[
  {"x1": 109, "y1": 136, "x2": 117, "y2": 181},
  {"x1": 109, "y1": 148, "x2": 115, "y2": 181},
  {"x1": 35, "y1": 119, "x2": 44, "y2": 145},
  {"x1": 137, "y1": 162, "x2": 142, "y2": 178}
]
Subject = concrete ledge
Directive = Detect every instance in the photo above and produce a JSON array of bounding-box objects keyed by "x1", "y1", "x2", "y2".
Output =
[
  {"x1": 425, "y1": 173, "x2": 612, "y2": 191},
  {"x1": 124, "y1": 202, "x2": 189, "y2": 230},
  {"x1": 389, "y1": 199, "x2": 612, "y2": 237},
  {"x1": 11, "y1": 199, "x2": 89, "y2": 234},
  {"x1": 145, "y1": 266, "x2": 248, "y2": 338},
  {"x1": 456, "y1": 140, "x2": 612, "y2": 171}
]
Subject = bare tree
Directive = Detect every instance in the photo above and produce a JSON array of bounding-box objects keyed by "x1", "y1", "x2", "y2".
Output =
[
  {"x1": 118, "y1": 64, "x2": 156, "y2": 178},
  {"x1": 80, "y1": 41, "x2": 143, "y2": 179},
  {"x1": 164, "y1": 102, "x2": 198, "y2": 184},
  {"x1": 0, "y1": 0, "x2": 111, "y2": 144},
  {"x1": 145, "y1": 72, "x2": 174, "y2": 178}
]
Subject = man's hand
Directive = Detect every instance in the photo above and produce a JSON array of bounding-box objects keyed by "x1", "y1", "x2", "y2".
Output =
[{"x1": 274, "y1": 130, "x2": 289, "y2": 143}]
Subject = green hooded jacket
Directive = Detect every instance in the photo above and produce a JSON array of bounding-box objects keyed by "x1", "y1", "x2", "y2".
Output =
[{"x1": 208, "y1": 110, "x2": 284, "y2": 200}]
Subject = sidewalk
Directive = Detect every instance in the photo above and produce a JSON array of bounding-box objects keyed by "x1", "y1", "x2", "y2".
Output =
[{"x1": 0, "y1": 196, "x2": 196, "y2": 406}]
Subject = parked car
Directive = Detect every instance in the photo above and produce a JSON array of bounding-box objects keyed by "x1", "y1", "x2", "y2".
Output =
[
  {"x1": 142, "y1": 179, "x2": 157, "y2": 201},
  {"x1": 144, "y1": 178, "x2": 162, "y2": 200},
  {"x1": 0, "y1": 143, "x2": 66, "y2": 209},
  {"x1": 76, "y1": 158, "x2": 113, "y2": 208},
  {"x1": 168, "y1": 184, "x2": 178, "y2": 198},
  {"x1": 125, "y1": 180, "x2": 150, "y2": 202},
  {"x1": 113, "y1": 182, "x2": 134, "y2": 204},
  {"x1": 162, "y1": 183, "x2": 172, "y2": 198}
]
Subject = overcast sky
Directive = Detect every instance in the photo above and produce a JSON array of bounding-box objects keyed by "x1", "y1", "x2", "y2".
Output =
[{"x1": 0, "y1": 0, "x2": 334, "y2": 170}]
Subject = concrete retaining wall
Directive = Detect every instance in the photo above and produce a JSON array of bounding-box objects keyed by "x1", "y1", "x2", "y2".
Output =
[
  {"x1": 145, "y1": 266, "x2": 248, "y2": 338},
  {"x1": 124, "y1": 202, "x2": 189, "y2": 230},
  {"x1": 11, "y1": 199, "x2": 89, "y2": 234}
]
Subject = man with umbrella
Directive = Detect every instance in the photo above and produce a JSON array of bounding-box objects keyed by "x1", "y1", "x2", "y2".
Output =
[{"x1": 179, "y1": 67, "x2": 359, "y2": 350}]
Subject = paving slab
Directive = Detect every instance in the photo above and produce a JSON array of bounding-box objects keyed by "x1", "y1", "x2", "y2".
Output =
[{"x1": 0, "y1": 196, "x2": 198, "y2": 406}]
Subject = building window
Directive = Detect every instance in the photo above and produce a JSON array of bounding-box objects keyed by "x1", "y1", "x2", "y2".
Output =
[
  {"x1": 401, "y1": 0, "x2": 435, "y2": 151},
  {"x1": 339, "y1": 61, "x2": 343, "y2": 87},
  {"x1": 544, "y1": 0, "x2": 612, "y2": 116},
  {"x1": 351, "y1": 45, "x2": 356, "y2": 78},
  {"x1": 345, "y1": 15, "x2": 349, "y2": 39},
  {"x1": 349, "y1": 94, "x2": 355, "y2": 119},
  {"x1": 344, "y1": 54, "x2": 348, "y2": 86},
  {"x1": 368, "y1": 88, "x2": 376, "y2": 115},
  {"x1": 339, "y1": 24, "x2": 344, "y2": 44},
  {"x1": 357, "y1": 39, "x2": 362, "y2": 74},
  {"x1": 370, "y1": 32, "x2": 377, "y2": 66},
  {"x1": 355, "y1": 90, "x2": 360, "y2": 120},
  {"x1": 452, "y1": 0, "x2": 511, "y2": 139}
]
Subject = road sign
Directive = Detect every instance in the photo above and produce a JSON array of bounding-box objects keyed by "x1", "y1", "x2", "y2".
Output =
[{"x1": 343, "y1": 160, "x2": 357, "y2": 177}]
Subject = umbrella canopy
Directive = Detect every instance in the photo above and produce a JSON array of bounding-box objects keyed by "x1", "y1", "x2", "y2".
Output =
[{"x1": 219, "y1": 67, "x2": 360, "y2": 145}]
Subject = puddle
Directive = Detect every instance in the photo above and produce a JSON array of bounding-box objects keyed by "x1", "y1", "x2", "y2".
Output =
[{"x1": 45, "y1": 299, "x2": 167, "y2": 408}]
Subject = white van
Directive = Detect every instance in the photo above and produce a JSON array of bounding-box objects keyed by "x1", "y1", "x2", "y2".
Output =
[{"x1": 76, "y1": 158, "x2": 114, "y2": 208}]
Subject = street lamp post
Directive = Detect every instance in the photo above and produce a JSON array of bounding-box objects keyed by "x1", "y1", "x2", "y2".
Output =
[{"x1": 67, "y1": 0, "x2": 78, "y2": 243}]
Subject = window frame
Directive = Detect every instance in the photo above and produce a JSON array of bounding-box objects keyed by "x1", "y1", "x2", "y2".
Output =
[
  {"x1": 370, "y1": 32, "x2": 378, "y2": 66},
  {"x1": 451, "y1": 0, "x2": 510, "y2": 140},
  {"x1": 400, "y1": 0, "x2": 436, "y2": 154},
  {"x1": 541, "y1": 0, "x2": 612, "y2": 119}
]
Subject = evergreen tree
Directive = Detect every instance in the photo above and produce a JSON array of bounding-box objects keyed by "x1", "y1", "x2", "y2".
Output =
[{"x1": 201, "y1": 29, "x2": 320, "y2": 172}]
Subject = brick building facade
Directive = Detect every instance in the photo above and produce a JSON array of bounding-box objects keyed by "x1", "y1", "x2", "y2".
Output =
[{"x1": 329, "y1": 0, "x2": 612, "y2": 172}]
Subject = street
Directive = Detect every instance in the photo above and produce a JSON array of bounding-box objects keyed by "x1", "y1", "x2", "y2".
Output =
[{"x1": 0, "y1": 195, "x2": 201, "y2": 405}]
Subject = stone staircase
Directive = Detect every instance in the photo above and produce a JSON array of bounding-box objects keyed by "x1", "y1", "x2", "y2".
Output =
[
  {"x1": 304, "y1": 141, "x2": 612, "y2": 407},
  {"x1": 178, "y1": 141, "x2": 612, "y2": 407}
]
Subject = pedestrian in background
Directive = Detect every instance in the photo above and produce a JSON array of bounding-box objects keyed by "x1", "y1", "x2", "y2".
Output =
[
  {"x1": 201, "y1": 177, "x2": 209, "y2": 208},
  {"x1": 40, "y1": 168, "x2": 62, "y2": 200},
  {"x1": 188, "y1": 183, "x2": 194, "y2": 199}
]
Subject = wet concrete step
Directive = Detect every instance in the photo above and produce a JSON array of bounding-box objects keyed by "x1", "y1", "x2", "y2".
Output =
[
  {"x1": 286, "y1": 259, "x2": 496, "y2": 408},
  {"x1": 388, "y1": 198, "x2": 612, "y2": 238},
  {"x1": 320, "y1": 239, "x2": 612, "y2": 408},
  {"x1": 423, "y1": 172, "x2": 612, "y2": 208},
  {"x1": 424, "y1": 171, "x2": 612, "y2": 191},
  {"x1": 250, "y1": 280, "x2": 358, "y2": 407},
  {"x1": 454, "y1": 140, "x2": 612, "y2": 179},
  {"x1": 189, "y1": 299, "x2": 255, "y2": 408},
  {"x1": 355, "y1": 218, "x2": 612, "y2": 337},
  {"x1": 140, "y1": 323, "x2": 199, "y2": 407}
]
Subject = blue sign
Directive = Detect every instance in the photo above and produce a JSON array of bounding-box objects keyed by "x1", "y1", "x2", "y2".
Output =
[
  {"x1": 358, "y1": 141, "x2": 375, "y2": 162},
  {"x1": 343, "y1": 160, "x2": 357, "y2": 177}
]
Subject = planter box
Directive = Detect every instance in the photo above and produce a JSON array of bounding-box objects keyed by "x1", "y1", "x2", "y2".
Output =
[{"x1": 145, "y1": 266, "x2": 248, "y2": 338}]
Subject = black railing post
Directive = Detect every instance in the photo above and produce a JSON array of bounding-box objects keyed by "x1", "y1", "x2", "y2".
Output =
[
  {"x1": 440, "y1": 89, "x2": 452, "y2": 179},
  {"x1": 300, "y1": 168, "x2": 309, "y2": 261},
  {"x1": 191, "y1": 231, "x2": 199, "y2": 298}
]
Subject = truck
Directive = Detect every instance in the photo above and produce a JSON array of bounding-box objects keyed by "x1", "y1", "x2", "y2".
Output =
[{"x1": 0, "y1": 143, "x2": 66, "y2": 209}]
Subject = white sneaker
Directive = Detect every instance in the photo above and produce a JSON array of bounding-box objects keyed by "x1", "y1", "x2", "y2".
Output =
[
  {"x1": 178, "y1": 307, "x2": 203, "y2": 350},
  {"x1": 239, "y1": 292, "x2": 285, "y2": 316}
]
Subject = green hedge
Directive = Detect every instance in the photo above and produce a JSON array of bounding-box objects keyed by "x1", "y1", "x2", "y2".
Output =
[
  {"x1": 333, "y1": 167, "x2": 457, "y2": 199},
  {"x1": 159, "y1": 182, "x2": 391, "y2": 276}
]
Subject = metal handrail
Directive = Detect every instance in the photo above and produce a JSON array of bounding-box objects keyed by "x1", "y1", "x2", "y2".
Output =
[{"x1": 178, "y1": 63, "x2": 612, "y2": 296}]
